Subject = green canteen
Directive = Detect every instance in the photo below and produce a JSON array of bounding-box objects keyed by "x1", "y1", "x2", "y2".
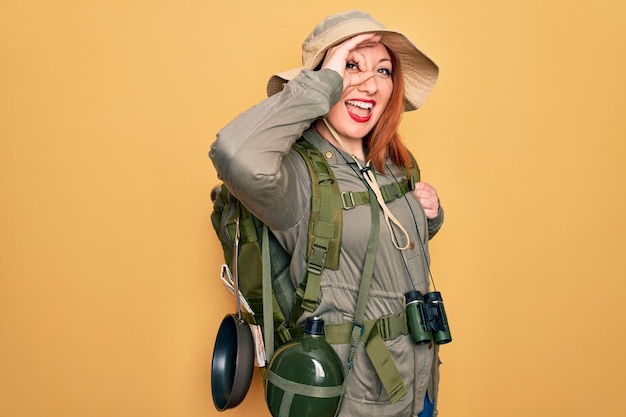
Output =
[{"x1": 265, "y1": 317, "x2": 344, "y2": 417}]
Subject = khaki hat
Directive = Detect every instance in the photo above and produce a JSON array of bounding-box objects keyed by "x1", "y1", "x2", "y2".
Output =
[{"x1": 266, "y1": 10, "x2": 439, "y2": 111}]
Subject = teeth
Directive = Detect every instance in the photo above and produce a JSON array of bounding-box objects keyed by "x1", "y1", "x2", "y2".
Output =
[{"x1": 346, "y1": 100, "x2": 373, "y2": 110}]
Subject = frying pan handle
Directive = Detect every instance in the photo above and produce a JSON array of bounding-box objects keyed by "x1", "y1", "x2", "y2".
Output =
[{"x1": 233, "y1": 218, "x2": 242, "y2": 319}]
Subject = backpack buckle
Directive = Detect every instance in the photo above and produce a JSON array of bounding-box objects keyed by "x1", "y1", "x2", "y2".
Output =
[
  {"x1": 341, "y1": 192, "x2": 356, "y2": 209},
  {"x1": 307, "y1": 242, "x2": 328, "y2": 274},
  {"x1": 377, "y1": 313, "x2": 408, "y2": 340}
]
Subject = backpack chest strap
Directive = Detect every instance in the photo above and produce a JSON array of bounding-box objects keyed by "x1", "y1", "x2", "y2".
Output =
[
  {"x1": 338, "y1": 178, "x2": 415, "y2": 210},
  {"x1": 309, "y1": 177, "x2": 415, "y2": 212}
]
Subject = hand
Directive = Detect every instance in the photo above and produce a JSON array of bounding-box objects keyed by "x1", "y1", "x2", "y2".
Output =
[
  {"x1": 320, "y1": 33, "x2": 383, "y2": 90},
  {"x1": 413, "y1": 182, "x2": 440, "y2": 219}
]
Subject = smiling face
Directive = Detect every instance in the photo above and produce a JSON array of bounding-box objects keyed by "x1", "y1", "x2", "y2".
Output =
[{"x1": 326, "y1": 42, "x2": 394, "y2": 142}]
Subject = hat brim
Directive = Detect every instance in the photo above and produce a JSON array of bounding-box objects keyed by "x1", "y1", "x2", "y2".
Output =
[
  {"x1": 267, "y1": 67, "x2": 307, "y2": 101},
  {"x1": 266, "y1": 30, "x2": 438, "y2": 112}
]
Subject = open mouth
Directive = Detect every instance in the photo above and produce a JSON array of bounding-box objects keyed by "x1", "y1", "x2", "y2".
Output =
[{"x1": 346, "y1": 99, "x2": 375, "y2": 123}]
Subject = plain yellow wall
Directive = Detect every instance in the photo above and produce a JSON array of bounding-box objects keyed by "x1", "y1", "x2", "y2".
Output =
[{"x1": 2, "y1": 1, "x2": 625, "y2": 416}]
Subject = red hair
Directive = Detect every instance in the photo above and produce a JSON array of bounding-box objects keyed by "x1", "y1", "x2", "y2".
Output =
[{"x1": 365, "y1": 48, "x2": 412, "y2": 175}]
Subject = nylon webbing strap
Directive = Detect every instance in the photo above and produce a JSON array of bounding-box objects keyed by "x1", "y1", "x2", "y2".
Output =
[
  {"x1": 353, "y1": 191, "x2": 378, "y2": 327},
  {"x1": 289, "y1": 140, "x2": 340, "y2": 324},
  {"x1": 325, "y1": 311, "x2": 409, "y2": 401},
  {"x1": 268, "y1": 370, "x2": 344, "y2": 398},
  {"x1": 324, "y1": 313, "x2": 408, "y2": 344},
  {"x1": 312, "y1": 178, "x2": 413, "y2": 212},
  {"x1": 334, "y1": 188, "x2": 380, "y2": 416},
  {"x1": 262, "y1": 224, "x2": 274, "y2": 363},
  {"x1": 349, "y1": 285, "x2": 408, "y2": 402},
  {"x1": 365, "y1": 324, "x2": 408, "y2": 403},
  {"x1": 279, "y1": 392, "x2": 292, "y2": 417},
  {"x1": 409, "y1": 153, "x2": 421, "y2": 186},
  {"x1": 301, "y1": 175, "x2": 334, "y2": 312},
  {"x1": 302, "y1": 143, "x2": 336, "y2": 311}
]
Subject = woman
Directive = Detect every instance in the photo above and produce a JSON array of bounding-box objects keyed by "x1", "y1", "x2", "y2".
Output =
[{"x1": 211, "y1": 10, "x2": 445, "y2": 417}]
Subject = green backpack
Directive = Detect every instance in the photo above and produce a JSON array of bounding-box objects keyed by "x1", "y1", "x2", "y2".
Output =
[
  {"x1": 211, "y1": 139, "x2": 343, "y2": 363},
  {"x1": 211, "y1": 138, "x2": 421, "y2": 365}
]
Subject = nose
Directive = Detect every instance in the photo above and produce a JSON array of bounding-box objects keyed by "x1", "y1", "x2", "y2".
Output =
[{"x1": 356, "y1": 71, "x2": 378, "y2": 95}]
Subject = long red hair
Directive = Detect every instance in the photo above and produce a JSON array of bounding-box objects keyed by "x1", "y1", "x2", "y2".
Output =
[{"x1": 364, "y1": 47, "x2": 411, "y2": 175}]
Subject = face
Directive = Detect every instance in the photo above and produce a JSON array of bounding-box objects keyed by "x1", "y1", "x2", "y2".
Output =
[{"x1": 326, "y1": 42, "x2": 394, "y2": 141}]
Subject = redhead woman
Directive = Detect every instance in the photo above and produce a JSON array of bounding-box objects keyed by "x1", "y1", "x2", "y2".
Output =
[{"x1": 211, "y1": 10, "x2": 447, "y2": 417}]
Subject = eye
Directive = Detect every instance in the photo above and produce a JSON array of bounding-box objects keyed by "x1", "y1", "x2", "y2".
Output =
[
  {"x1": 345, "y1": 61, "x2": 359, "y2": 71},
  {"x1": 376, "y1": 67, "x2": 393, "y2": 78}
]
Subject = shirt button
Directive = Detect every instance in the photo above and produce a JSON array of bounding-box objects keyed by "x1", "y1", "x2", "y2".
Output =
[
  {"x1": 325, "y1": 151, "x2": 333, "y2": 159},
  {"x1": 408, "y1": 241, "x2": 415, "y2": 250}
]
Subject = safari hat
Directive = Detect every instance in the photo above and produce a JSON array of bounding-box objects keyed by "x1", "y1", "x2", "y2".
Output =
[{"x1": 266, "y1": 10, "x2": 439, "y2": 111}]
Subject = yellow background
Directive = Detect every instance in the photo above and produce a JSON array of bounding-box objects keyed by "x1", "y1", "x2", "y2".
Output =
[{"x1": 2, "y1": 1, "x2": 625, "y2": 416}]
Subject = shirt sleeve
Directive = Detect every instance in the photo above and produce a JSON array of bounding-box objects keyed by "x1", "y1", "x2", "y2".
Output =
[
  {"x1": 427, "y1": 205, "x2": 445, "y2": 239},
  {"x1": 209, "y1": 69, "x2": 343, "y2": 231}
]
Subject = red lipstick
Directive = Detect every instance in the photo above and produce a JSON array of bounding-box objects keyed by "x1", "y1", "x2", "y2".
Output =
[{"x1": 345, "y1": 99, "x2": 375, "y2": 123}]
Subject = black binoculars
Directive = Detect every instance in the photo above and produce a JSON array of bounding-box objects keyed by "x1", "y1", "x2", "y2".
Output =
[{"x1": 405, "y1": 290, "x2": 452, "y2": 345}]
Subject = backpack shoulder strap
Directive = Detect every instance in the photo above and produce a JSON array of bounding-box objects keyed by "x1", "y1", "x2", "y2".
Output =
[
  {"x1": 290, "y1": 139, "x2": 342, "y2": 317},
  {"x1": 407, "y1": 152, "x2": 421, "y2": 186},
  {"x1": 292, "y1": 139, "x2": 343, "y2": 269}
]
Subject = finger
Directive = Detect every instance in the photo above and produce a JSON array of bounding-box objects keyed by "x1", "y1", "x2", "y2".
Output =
[
  {"x1": 418, "y1": 197, "x2": 437, "y2": 211},
  {"x1": 424, "y1": 208, "x2": 439, "y2": 219},
  {"x1": 326, "y1": 33, "x2": 381, "y2": 65},
  {"x1": 414, "y1": 183, "x2": 438, "y2": 201},
  {"x1": 414, "y1": 181, "x2": 437, "y2": 193},
  {"x1": 414, "y1": 189, "x2": 437, "y2": 202},
  {"x1": 415, "y1": 197, "x2": 437, "y2": 212},
  {"x1": 413, "y1": 182, "x2": 440, "y2": 218},
  {"x1": 345, "y1": 49, "x2": 366, "y2": 71},
  {"x1": 321, "y1": 33, "x2": 383, "y2": 82},
  {"x1": 417, "y1": 197, "x2": 440, "y2": 219},
  {"x1": 341, "y1": 33, "x2": 381, "y2": 50}
]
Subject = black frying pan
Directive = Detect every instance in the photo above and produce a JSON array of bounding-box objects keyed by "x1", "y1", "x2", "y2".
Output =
[{"x1": 211, "y1": 218, "x2": 255, "y2": 411}]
